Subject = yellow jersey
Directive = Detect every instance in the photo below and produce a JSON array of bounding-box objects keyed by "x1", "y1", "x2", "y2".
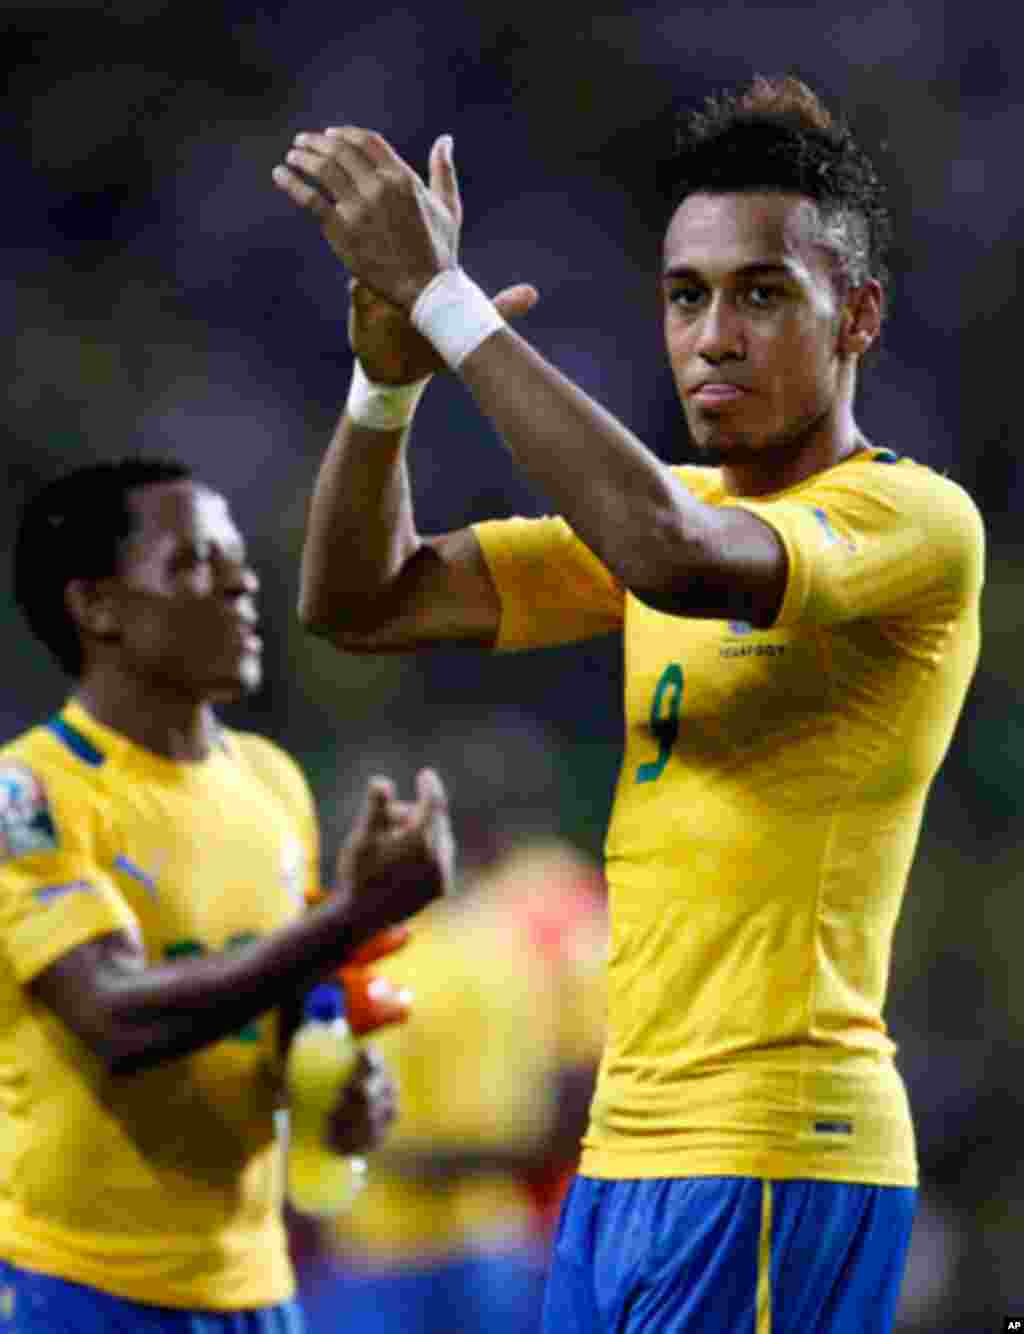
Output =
[
  {"x1": 474, "y1": 449, "x2": 984, "y2": 1187},
  {"x1": 0, "y1": 699, "x2": 318, "y2": 1308}
]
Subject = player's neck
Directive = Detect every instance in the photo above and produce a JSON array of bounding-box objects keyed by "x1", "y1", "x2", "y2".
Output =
[
  {"x1": 72, "y1": 674, "x2": 220, "y2": 763},
  {"x1": 719, "y1": 397, "x2": 865, "y2": 498}
]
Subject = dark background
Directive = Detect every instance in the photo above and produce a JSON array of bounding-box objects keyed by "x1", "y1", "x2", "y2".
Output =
[{"x1": 3, "y1": 2, "x2": 1022, "y2": 1327}]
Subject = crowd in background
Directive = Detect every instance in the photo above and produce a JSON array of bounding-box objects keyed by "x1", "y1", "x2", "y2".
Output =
[{"x1": 3, "y1": 2, "x2": 1022, "y2": 1328}]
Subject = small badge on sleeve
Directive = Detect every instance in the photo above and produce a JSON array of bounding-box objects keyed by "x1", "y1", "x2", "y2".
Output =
[
  {"x1": 0, "y1": 766, "x2": 59, "y2": 860},
  {"x1": 813, "y1": 1119, "x2": 854, "y2": 1136}
]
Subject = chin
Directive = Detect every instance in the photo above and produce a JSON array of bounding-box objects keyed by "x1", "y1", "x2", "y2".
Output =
[
  {"x1": 207, "y1": 660, "x2": 262, "y2": 703},
  {"x1": 693, "y1": 430, "x2": 759, "y2": 458}
]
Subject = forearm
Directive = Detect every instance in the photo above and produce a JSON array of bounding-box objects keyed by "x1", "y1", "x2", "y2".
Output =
[
  {"x1": 99, "y1": 893, "x2": 391, "y2": 1074},
  {"x1": 456, "y1": 326, "x2": 713, "y2": 602},
  {"x1": 299, "y1": 414, "x2": 422, "y2": 633}
]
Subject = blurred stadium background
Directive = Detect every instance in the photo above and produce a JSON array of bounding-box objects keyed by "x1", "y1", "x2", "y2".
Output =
[{"x1": 2, "y1": 1, "x2": 1021, "y2": 1328}]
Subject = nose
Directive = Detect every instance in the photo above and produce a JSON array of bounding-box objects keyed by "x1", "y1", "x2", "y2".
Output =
[{"x1": 695, "y1": 293, "x2": 744, "y2": 364}]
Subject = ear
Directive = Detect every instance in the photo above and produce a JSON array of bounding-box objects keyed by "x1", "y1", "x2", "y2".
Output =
[
  {"x1": 65, "y1": 578, "x2": 120, "y2": 642},
  {"x1": 839, "y1": 279, "x2": 882, "y2": 359}
]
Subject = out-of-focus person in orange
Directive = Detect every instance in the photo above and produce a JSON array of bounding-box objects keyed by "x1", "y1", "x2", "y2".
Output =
[{"x1": 297, "y1": 836, "x2": 607, "y2": 1334}]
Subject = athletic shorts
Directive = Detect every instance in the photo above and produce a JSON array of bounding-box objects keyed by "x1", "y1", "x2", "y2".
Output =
[
  {"x1": 542, "y1": 1175, "x2": 916, "y2": 1334},
  {"x1": 0, "y1": 1260, "x2": 305, "y2": 1334},
  {"x1": 300, "y1": 1245, "x2": 547, "y2": 1334}
]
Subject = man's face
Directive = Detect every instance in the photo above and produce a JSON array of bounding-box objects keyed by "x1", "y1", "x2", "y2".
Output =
[
  {"x1": 662, "y1": 191, "x2": 848, "y2": 459},
  {"x1": 101, "y1": 480, "x2": 262, "y2": 701}
]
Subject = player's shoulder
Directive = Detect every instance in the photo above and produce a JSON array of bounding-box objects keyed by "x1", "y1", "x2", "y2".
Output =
[
  {"x1": 226, "y1": 729, "x2": 314, "y2": 813},
  {"x1": 0, "y1": 718, "x2": 106, "y2": 862},
  {"x1": 0, "y1": 715, "x2": 104, "y2": 794},
  {"x1": 815, "y1": 450, "x2": 983, "y2": 540},
  {"x1": 829, "y1": 448, "x2": 978, "y2": 507}
]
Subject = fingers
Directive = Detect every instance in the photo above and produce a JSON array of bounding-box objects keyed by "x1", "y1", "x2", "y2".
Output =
[
  {"x1": 414, "y1": 767, "x2": 448, "y2": 818},
  {"x1": 324, "y1": 126, "x2": 404, "y2": 172},
  {"x1": 326, "y1": 1045, "x2": 398, "y2": 1153},
  {"x1": 429, "y1": 134, "x2": 463, "y2": 228},
  {"x1": 493, "y1": 282, "x2": 540, "y2": 321},
  {"x1": 414, "y1": 767, "x2": 456, "y2": 895},
  {"x1": 271, "y1": 163, "x2": 333, "y2": 220},
  {"x1": 364, "y1": 775, "x2": 396, "y2": 827},
  {"x1": 273, "y1": 126, "x2": 410, "y2": 215}
]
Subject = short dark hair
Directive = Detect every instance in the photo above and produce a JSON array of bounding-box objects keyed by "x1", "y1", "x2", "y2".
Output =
[
  {"x1": 663, "y1": 75, "x2": 891, "y2": 290},
  {"x1": 13, "y1": 457, "x2": 193, "y2": 677}
]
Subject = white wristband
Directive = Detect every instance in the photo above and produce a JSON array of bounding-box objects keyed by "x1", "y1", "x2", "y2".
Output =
[
  {"x1": 410, "y1": 269, "x2": 506, "y2": 370},
  {"x1": 345, "y1": 360, "x2": 431, "y2": 431}
]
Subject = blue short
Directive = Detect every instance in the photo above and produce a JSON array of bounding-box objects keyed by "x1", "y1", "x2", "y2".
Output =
[
  {"x1": 300, "y1": 1245, "x2": 547, "y2": 1334},
  {"x1": 542, "y1": 1175, "x2": 916, "y2": 1334},
  {"x1": 0, "y1": 1260, "x2": 305, "y2": 1334}
]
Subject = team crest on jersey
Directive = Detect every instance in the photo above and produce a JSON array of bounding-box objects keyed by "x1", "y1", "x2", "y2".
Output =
[
  {"x1": 720, "y1": 621, "x2": 786, "y2": 659},
  {"x1": 0, "y1": 765, "x2": 58, "y2": 860}
]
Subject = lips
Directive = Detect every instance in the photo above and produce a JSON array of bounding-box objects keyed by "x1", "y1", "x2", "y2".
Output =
[{"x1": 690, "y1": 382, "x2": 748, "y2": 404}]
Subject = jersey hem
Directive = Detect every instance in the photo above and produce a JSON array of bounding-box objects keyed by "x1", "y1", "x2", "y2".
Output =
[
  {"x1": 0, "y1": 1219, "x2": 295, "y2": 1311},
  {"x1": 577, "y1": 1148, "x2": 917, "y2": 1188}
]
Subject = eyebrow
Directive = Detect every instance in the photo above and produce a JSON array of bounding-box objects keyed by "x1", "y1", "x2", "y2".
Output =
[{"x1": 661, "y1": 261, "x2": 796, "y2": 281}]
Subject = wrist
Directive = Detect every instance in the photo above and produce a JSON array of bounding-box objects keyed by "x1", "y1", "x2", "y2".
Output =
[
  {"x1": 346, "y1": 360, "x2": 431, "y2": 432},
  {"x1": 410, "y1": 268, "x2": 506, "y2": 371}
]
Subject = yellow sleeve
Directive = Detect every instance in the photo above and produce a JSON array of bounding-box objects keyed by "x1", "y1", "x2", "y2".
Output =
[
  {"x1": 734, "y1": 462, "x2": 985, "y2": 627},
  {"x1": 0, "y1": 762, "x2": 138, "y2": 983},
  {"x1": 473, "y1": 515, "x2": 626, "y2": 651}
]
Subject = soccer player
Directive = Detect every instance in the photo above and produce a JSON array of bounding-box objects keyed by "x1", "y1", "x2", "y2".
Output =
[
  {"x1": 0, "y1": 458, "x2": 455, "y2": 1333},
  {"x1": 276, "y1": 77, "x2": 985, "y2": 1333}
]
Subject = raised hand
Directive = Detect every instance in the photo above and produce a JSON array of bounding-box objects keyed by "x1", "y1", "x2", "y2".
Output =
[
  {"x1": 348, "y1": 277, "x2": 539, "y2": 385},
  {"x1": 273, "y1": 128, "x2": 461, "y2": 310},
  {"x1": 334, "y1": 770, "x2": 456, "y2": 932}
]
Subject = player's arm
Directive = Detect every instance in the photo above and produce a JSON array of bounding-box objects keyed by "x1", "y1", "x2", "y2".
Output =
[
  {"x1": 299, "y1": 413, "x2": 500, "y2": 651},
  {"x1": 276, "y1": 129, "x2": 787, "y2": 629},
  {"x1": 298, "y1": 271, "x2": 536, "y2": 651},
  {"x1": 457, "y1": 327, "x2": 786, "y2": 625},
  {"x1": 29, "y1": 771, "x2": 453, "y2": 1076}
]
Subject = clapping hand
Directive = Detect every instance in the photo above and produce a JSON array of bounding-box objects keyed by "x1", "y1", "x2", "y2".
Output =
[{"x1": 335, "y1": 770, "x2": 456, "y2": 932}]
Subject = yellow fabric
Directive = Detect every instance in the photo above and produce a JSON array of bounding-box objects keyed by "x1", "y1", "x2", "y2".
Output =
[
  {"x1": 0, "y1": 699, "x2": 318, "y2": 1308},
  {"x1": 757, "y1": 1181, "x2": 773, "y2": 1334},
  {"x1": 474, "y1": 450, "x2": 984, "y2": 1187},
  {"x1": 331, "y1": 869, "x2": 605, "y2": 1261}
]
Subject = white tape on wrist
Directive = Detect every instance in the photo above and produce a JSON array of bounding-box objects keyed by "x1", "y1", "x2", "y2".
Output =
[
  {"x1": 410, "y1": 269, "x2": 506, "y2": 370},
  {"x1": 346, "y1": 361, "x2": 431, "y2": 432}
]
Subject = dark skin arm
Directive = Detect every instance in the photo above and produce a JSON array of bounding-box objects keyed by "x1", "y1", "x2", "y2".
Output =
[
  {"x1": 279, "y1": 130, "x2": 789, "y2": 641},
  {"x1": 29, "y1": 770, "x2": 454, "y2": 1076},
  {"x1": 297, "y1": 281, "x2": 526, "y2": 651}
]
